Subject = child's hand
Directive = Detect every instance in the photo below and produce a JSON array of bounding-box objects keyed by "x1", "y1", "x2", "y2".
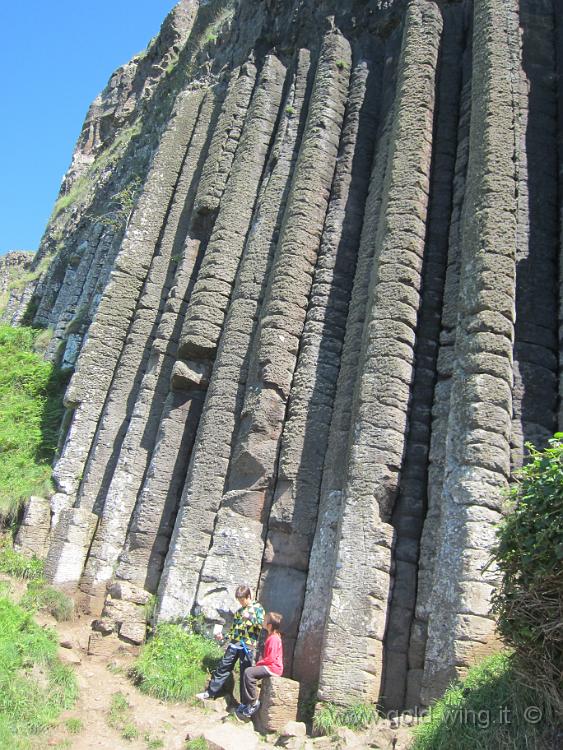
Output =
[{"x1": 214, "y1": 633, "x2": 223, "y2": 641}]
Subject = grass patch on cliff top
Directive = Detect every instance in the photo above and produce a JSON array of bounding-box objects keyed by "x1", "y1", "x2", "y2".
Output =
[
  {"x1": 0, "y1": 325, "x2": 68, "y2": 519},
  {"x1": 411, "y1": 652, "x2": 558, "y2": 750},
  {"x1": 0, "y1": 596, "x2": 77, "y2": 748},
  {"x1": 131, "y1": 623, "x2": 223, "y2": 701}
]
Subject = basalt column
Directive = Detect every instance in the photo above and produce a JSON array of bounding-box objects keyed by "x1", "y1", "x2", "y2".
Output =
[
  {"x1": 79, "y1": 89, "x2": 220, "y2": 598},
  {"x1": 318, "y1": 0, "x2": 442, "y2": 705},
  {"x1": 191, "y1": 33, "x2": 351, "y2": 627},
  {"x1": 114, "y1": 65, "x2": 260, "y2": 593},
  {"x1": 510, "y1": 0, "x2": 558, "y2": 468},
  {"x1": 259, "y1": 49, "x2": 383, "y2": 675},
  {"x1": 157, "y1": 52, "x2": 289, "y2": 621},
  {"x1": 381, "y1": 2, "x2": 465, "y2": 712},
  {"x1": 45, "y1": 89, "x2": 206, "y2": 588},
  {"x1": 420, "y1": 0, "x2": 519, "y2": 703},
  {"x1": 294, "y1": 48, "x2": 401, "y2": 691}
]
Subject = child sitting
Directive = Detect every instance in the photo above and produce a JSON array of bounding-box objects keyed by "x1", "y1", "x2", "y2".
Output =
[
  {"x1": 236, "y1": 611, "x2": 283, "y2": 719},
  {"x1": 196, "y1": 584, "x2": 265, "y2": 702}
]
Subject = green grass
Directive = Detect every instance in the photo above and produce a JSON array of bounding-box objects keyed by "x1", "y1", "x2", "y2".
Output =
[
  {"x1": 65, "y1": 717, "x2": 83, "y2": 734},
  {"x1": 0, "y1": 537, "x2": 44, "y2": 580},
  {"x1": 411, "y1": 652, "x2": 558, "y2": 750},
  {"x1": 21, "y1": 580, "x2": 74, "y2": 622},
  {"x1": 131, "y1": 623, "x2": 223, "y2": 702},
  {"x1": 313, "y1": 700, "x2": 378, "y2": 736},
  {"x1": 144, "y1": 733, "x2": 164, "y2": 749},
  {"x1": 0, "y1": 325, "x2": 69, "y2": 518},
  {"x1": 185, "y1": 739, "x2": 209, "y2": 750},
  {"x1": 0, "y1": 597, "x2": 77, "y2": 749},
  {"x1": 107, "y1": 691, "x2": 140, "y2": 741}
]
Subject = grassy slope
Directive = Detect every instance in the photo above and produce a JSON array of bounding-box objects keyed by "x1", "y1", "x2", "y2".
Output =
[
  {"x1": 411, "y1": 652, "x2": 558, "y2": 750},
  {"x1": 0, "y1": 597, "x2": 77, "y2": 749},
  {"x1": 0, "y1": 325, "x2": 68, "y2": 518}
]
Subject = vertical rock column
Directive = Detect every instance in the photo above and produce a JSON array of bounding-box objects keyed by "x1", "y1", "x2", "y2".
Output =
[
  {"x1": 318, "y1": 0, "x2": 442, "y2": 705},
  {"x1": 381, "y1": 4, "x2": 465, "y2": 711},
  {"x1": 406, "y1": 50, "x2": 473, "y2": 708},
  {"x1": 557, "y1": 0, "x2": 563, "y2": 430},
  {"x1": 156, "y1": 53, "x2": 289, "y2": 621},
  {"x1": 421, "y1": 0, "x2": 519, "y2": 703},
  {"x1": 114, "y1": 65, "x2": 260, "y2": 594},
  {"x1": 191, "y1": 33, "x2": 351, "y2": 626},
  {"x1": 45, "y1": 88, "x2": 203, "y2": 587},
  {"x1": 294, "y1": 51, "x2": 400, "y2": 690},
  {"x1": 79, "y1": 90, "x2": 217, "y2": 597},
  {"x1": 259, "y1": 51, "x2": 382, "y2": 674},
  {"x1": 510, "y1": 0, "x2": 558, "y2": 467}
]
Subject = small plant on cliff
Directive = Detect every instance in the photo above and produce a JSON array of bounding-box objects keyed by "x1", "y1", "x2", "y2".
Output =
[
  {"x1": 491, "y1": 435, "x2": 563, "y2": 714},
  {"x1": 131, "y1": 622, "x2": 223, "y2": 701},
  {"x1": 0, "y1": 325, "x2": 68, "y2": 518}
]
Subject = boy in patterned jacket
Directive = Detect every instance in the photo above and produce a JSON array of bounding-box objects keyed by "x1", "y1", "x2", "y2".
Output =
[{"x1": 196, "y1": 584, "x2": 265, "y2": 701}]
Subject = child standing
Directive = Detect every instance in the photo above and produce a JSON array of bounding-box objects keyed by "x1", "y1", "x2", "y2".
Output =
[
  {"x1": 196, "y1": 584, "x2": 265, "y2": 702},
  {"x1": 236, "y1": 611, "x2": 283, "y2": 719}
]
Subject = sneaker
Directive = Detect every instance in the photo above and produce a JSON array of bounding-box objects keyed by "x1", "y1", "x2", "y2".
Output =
[
  {"x1": 233, "y1": 704, "x2": 247, "y2": 722},
  {"x1": 195, "y1": 691, "x2": 210, "y2": 701},
  {"x1": 242, "y1": 700, "x2": 260, "y2": 718}
]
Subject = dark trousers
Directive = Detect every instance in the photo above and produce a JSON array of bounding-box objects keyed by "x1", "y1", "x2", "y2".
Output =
[
  {"x1": 242, "y1": 665, "x2": 270, "y2": 704},
  {"x1": 208, "y1": 644, "x2": 255, "y2": 699}
]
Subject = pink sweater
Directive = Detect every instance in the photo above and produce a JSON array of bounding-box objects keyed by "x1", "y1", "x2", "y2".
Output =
[{"x1": 256, "y1": 633, "x2": 283, "y2": 676}]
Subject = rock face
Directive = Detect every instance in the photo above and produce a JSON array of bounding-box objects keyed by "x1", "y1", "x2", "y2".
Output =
[
  {"x1": 11, "y1": 0, "x2": 563, "y2": 711},
  {"x1": 0, "y1": 251, "x2": 35, "y2": 325}
]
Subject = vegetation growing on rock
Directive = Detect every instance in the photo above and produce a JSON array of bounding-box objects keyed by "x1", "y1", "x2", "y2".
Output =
[
  {"x1": 0, "y1": 325, "x2": 67, "y2": 518},
  {"x1": 492, "y1": 437, "x2": 563, "y2": 716}
]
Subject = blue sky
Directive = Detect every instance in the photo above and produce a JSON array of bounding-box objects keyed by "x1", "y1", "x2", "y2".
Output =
[{"x1": 0, "y1": 1, "x2": 177, "y2": 255}]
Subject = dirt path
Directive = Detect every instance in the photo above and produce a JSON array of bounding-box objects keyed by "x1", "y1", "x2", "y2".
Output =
[{"x1": 39, "y1": 614, "x2": 271, "y2": 750}]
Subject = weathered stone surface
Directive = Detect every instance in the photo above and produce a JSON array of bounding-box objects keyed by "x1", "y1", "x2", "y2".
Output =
[
  {"x1": 14, "y1": 497, "x2": 51, "y2": 558},
  {"x1": 255, "y1": 676, "x2": 300, "y2": 734},
  {"x1": 319, "y1": 0, "x2": 442, "y2": 705},
  {"x1": 12, "y1": 0, "x2": 562, "y2": 716},
  {"x1": 188, "y1": 724, "x2": 259, "y2": 750}
]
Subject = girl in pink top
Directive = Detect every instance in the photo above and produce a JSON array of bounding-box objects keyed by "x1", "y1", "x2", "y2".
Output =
[{"x1": 236, "y1": 612, "x2": 283, "y2": 719}]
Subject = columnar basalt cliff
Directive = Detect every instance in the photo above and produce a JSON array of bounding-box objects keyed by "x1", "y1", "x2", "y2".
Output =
[{"x1": 11, "y1": 0, "x2": 563, "y2": 711}]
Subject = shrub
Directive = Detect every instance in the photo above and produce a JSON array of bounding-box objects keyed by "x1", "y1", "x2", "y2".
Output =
[
  {"x1": 21, "y1": 580, "x2": 74, "y2": 622},
  {"x1": 313, "y1": 700, "x2": 378, "y2": 735},
  {"x1": 0, "y1": 325, "x2": 68, "y2": 518},
  {"x1": 491, "y1": 436, "x2": 563, "y2": 715},
  {"x1": 411, "y1": 652, "x2": 557, "y2": 750},
  {"x1": 0, "y1": 597, "x2": 77, "y2": 747},
  {"x1": 131, "y1": 622, "x2": 223, "y2": 701}
]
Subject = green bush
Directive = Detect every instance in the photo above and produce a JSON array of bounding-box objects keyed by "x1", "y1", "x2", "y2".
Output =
[
  {"x1": 131, "y1": 623, "x2": 223, "y2": 702},
  {"x1": 313, "y1": 700, "x2": 378, "y2": 735},
  {"x1": 411, "y1": 652, "x2": 557, "y2": 750},
  {"x1": 0, "y1": 597, "x2": 77, "y2": 748},
  {"x1": 21, "y1": 580, "x2": 74, "y2": 622},
  {"x1": 0, "y1": 325, "x2": 68, "y2": 518},
  {"x1": 491, "y1": 436, "x2": 563, "y2": 713}
]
